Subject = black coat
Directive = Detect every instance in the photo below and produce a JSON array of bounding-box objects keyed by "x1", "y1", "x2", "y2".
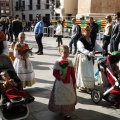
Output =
[{"x1": 12, "y1": 20, "x2": 22, "y2": 34}]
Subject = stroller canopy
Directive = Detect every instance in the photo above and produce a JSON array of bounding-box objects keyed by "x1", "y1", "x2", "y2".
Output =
[{"x1": 106, "y1": 55, "x2": 120, "y2": 74}]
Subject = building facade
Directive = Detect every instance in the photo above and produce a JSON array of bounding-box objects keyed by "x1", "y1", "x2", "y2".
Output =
[
  {"x1": 76, "y1": 0, "x2": 120, "y2": 19},
  {"x1": 0, "y1": 0, "x2": 13, "y2": 18},
  {"x1": 1, "y1": 0, "x2": 120, "y2": 20},
  {"x1": 13, "y1": 0, "x2": 78, "y2": 21}
]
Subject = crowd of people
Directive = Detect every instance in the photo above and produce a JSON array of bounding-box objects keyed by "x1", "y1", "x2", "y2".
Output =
[
  {"x1": 0, "y1": 12, "x2": 120, "y2": 120},
  {"x1": 0, "y1": 15, "x2": 36, "y2": 42}
]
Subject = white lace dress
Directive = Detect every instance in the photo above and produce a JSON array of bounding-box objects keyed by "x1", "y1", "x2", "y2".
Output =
[{"x1": 13, "y1": 43, "x2": 35, "y2": 88}]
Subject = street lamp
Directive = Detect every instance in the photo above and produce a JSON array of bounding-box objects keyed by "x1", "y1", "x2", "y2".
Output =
[
  {"x1": 49, "y1": 3, "x2": 55, "y2": 18},
  {"x1": 42, "y1": 0, "x2": 55, "y2": 19},
  {"x1": 20, "y1": 6, "x2": 24, "y2": 20}
]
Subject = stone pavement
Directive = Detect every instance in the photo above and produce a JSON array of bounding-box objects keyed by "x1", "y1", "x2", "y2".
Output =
[{"x1": 1, "y1": 32, "x2": 120, "y2": 120}]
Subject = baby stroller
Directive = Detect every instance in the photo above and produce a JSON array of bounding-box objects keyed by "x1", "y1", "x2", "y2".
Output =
[
  {"x1": 0, "y1": 55, "x2": 34, "y2": 120},
  {"x1": 91, "y1": 54, "x2": 120, "y2": 107}
]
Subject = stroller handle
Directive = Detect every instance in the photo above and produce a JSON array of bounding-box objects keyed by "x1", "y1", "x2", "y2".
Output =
[{"x1": 94, "y1": 52, "x2": 111, "y2": 55}]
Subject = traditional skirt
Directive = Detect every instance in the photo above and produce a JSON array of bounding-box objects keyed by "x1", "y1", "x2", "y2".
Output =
[
  {"x1": 48, "y1": 79, "x2": 76, "y2": 114},
  {"x1": 74, "y1": 53, "x2": 95, "y2": 89},
  {"x1": 13, "y1": 58, "x2": 35, "y2": 88}
]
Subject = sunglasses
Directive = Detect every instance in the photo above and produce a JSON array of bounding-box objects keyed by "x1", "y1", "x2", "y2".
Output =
[{"x1": 86, "y1": 29, "x2": 91, "y2": 31}]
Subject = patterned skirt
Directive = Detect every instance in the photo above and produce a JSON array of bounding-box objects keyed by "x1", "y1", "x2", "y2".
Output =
[
  {"x1": 48, "y1": 79, "x2": 76, "y2": 114},
  {"x1": 13, "y1": 58, "x2": 35, "y2": 88}
]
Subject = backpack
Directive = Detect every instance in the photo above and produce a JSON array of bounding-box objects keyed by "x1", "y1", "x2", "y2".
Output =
[{"x1": 76, "y1": 25, "x2": 82, "y2": 40}]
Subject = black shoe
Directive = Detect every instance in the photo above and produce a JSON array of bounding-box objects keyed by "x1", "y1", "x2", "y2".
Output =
[
  {"x1": 35, "y1": 51, "x2": 39, "y2": 54},
  {"x1": 25, "y1": 96, "x2": 35, "y2": 104},
  {"x1": 37, "y1": 52, "x2": 43, "y2": 55},
  {"x1": 65, "y1": 114, "x2": 71, "y2": 120}
]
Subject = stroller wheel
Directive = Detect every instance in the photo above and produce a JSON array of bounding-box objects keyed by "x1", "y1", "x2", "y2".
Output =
[{"x1": 91, "y1": 89, "x2": 102, "y2": 104}]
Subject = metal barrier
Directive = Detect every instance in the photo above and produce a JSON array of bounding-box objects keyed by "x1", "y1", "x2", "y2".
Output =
[
  {"x1": 43, "y1": 26, "x2": 105, "y2": 40},
  {"x1": 43, "y1": 27, "x2": 72, "y2": 37},
  {"x1": 63, "y1": 28, "x2": 71, "y2": 37},
  {"x1": 43, "y1": 27, "x2": 48, "y2": 36}
]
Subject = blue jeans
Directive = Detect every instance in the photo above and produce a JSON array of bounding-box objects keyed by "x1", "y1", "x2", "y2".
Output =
[{"x1": 69, "y1": 37, "x2": 77, "y2": 54}]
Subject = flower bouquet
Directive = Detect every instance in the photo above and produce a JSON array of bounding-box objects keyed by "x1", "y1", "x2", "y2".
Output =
[
  {"x1": 59, "y1": 60, "x2": 69, "y2": 76},
  {"x1": 18, "y1": 44, "x2": 32, "y2": 57},
  {"x1": 18, "y1": 44, "x2": 32, "y2": 69}
]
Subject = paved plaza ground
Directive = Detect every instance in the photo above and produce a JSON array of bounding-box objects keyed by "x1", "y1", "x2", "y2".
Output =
[{"x1": 0, "y1": 32, "x2": 120, "y2": 120}]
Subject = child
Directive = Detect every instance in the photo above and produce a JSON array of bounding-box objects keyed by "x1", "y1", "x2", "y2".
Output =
[
  {"x1": 0, "y1": 71, "x2": 17, "y2": 91},
  {"x1": 111, "y1": 62, "x2": 120, "y2": 78},
  {"x1": 48, "y1": 45, "x2": 77, "y2": 119},
  {"x1": 9, "y1": 41, "x2": 16, "y2": 62},
  {"x1": 13, "y1": 32, "x2": 35, "y2": 88},
  {"x1": 0, "y1": 71, "x2": 34, "y2": 108}
]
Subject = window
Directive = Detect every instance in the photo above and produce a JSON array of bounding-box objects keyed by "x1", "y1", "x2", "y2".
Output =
[
  {"x1": 55, "y1": 13, "x2": 60, "y2": 20},
  {"x1": 29, "y1": 0, "x2": 32, "y2": 10},
  {"x1": 45, "y1": 0, "x2": 49, "y2": 9},
  {"x1": 56, "y1": 0, "x2": 60, "y2": 8},
  {"x1": 36, "y1": 0, "x2": 40, "y2": 9},
  {"x1": 1, "y1": 2, "x2": 3, "y2": 7},
  {"x1": 15, "y1": 2, "x2": 18, "y2": 11},
  {"x1": 6, "y1": 10, "x2": 9, "y2": 14},
  {"x1": 22, "y1": 1, "x2": 25, "y2": 9},
  {"x1": 23, "y1": 14, "x2": 25, "y2": 20},
  {"x1": 29, "y1": 14, "x2": 33, "y2": 21},
  {"x1": 6, "y1": 3, "x2": 9, "y2": 7},
  {"x1": 45, "y1": 14, "x2": 50, "y2": 21},
  {"x1": 66, "y1": 14, "x2": 72, "y2": 20}
]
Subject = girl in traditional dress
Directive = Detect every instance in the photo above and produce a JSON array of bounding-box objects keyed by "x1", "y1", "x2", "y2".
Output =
[
  {"x1": 13, "y1": 32, "x2": 35, "y2": 88},
  {"x1": 74, "y1": 25, "x2": 105, "y2": 91},
  {"x1": 48, "y1": 45, "x2": 77, "y2": 120}
]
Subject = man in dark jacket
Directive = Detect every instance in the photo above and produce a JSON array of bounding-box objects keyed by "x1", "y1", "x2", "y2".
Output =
[
  {"x1": 110, "y1": 12, "x2": 120, "y2": 52},
  {"x1": 88, "y1": 17, "x2": 99, "y2": 47},
  {"x1": 12, "y1": 16, "x2": 22, "y2": 41}
]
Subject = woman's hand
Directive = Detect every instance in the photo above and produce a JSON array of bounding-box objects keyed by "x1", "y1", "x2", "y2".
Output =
[
  {"x1": 21, "y1": 54, "x2": 29, "y2": 60},
  {"x1": 102, "y1": 50, "x2": 106, "y2": 55},
  {"x1": 60, "y1": 75, "x2": 65, "y2": 81},
  {"x1": 10, "y1": 79, "x2": 17, "y2": 87},
  {"x1": 25, "y1": 54, "x2": 29, "y2": 59},
  {"x1": 89, "y1": 51, "x2": 95, "y2": 56}
]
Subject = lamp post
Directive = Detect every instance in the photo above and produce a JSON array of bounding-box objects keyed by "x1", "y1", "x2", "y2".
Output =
[
  {"x1": 20, "y1": 6, "x2": 24, "y2": 20},
  {"x1": 49, "y1": 1, "x2": 55, "y2": 19},
  {"x1": 42, "y1": 0, "x2": 55, "y2": 19}
]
